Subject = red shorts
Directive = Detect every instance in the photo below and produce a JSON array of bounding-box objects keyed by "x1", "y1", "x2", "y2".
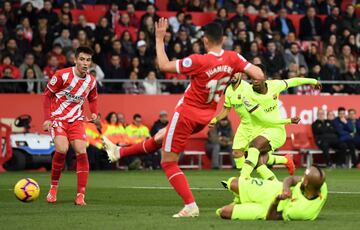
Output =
[
  {"x1": 50, "y1": 120, "x2": 86, "y2": 141},
  {"x1": 162, "y1": 104, "x2": 215, "y2": 154}
]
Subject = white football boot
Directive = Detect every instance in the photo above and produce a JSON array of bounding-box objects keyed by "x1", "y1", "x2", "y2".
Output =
[
  {"x1": 102, "y1": 136, "x2": 121, "y2": 162},
  {"x1": 172, "y1": 205, "x2": 200, "y2": 218}
]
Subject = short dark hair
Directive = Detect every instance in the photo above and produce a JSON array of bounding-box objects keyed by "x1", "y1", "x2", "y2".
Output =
[
  {"x1": 133, "y1": 113, "x2": 142, "y2": 120},
  {"x1": 75, "y1": 46, "x2": 94, "y2": 57},
  {"x1": 348, "y1": 108, "x2": 356, "y2": 113},
  {"x1": 203, "y1": 22, "x2": 223, "y2": 45},
  {"x1": 338, "y1": 107, "x2": 346, "y2": 113}
]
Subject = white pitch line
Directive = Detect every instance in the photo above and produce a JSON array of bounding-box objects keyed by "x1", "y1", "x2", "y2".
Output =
[{"x1": 116, "y1": 186, "x2": 360, "y2": 194}]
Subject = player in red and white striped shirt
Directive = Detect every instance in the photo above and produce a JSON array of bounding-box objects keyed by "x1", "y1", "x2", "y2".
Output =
[{"x1": 43, "y1": 46, "x2": 98, "y2": 206}]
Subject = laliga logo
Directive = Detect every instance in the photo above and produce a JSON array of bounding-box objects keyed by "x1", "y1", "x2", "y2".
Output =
[{"x1": 279, "y1": 100, "x2": 329, "y2": 125}]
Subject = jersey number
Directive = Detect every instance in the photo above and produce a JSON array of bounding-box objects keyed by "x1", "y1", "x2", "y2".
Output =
[
  {"x1": 206, "y1": 77, "x2": 231, "y2": 103},
  {"x1": 251, "y1": 178, "x2": 264, "y2": 186}
]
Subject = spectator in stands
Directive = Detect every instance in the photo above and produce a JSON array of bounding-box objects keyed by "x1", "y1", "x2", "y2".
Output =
[
  {"x1": 230, "y1": 3, "x2": 251, "y2": 30},
  {"x1": 20, "y1": 17, "x2": 34, "y2": 43},
  {"x1": 115, "y1": 13, "x2": 137, "y2": 41},
  {"x1": 43, "y1": 55, "x2": 59, "y2": 79},
  {"x1": 214, "y1": 7, "x2": 230, "y2": 30},
  {"x1": 38, "y1": 0, "x2": 59, "y2": 26},
  {"x1": 48, "y1": 43, "x2": 67, "y2": 68},
  {"x1": 15, "y1": 25, "x2": 32, "y2": 56},
  {"x1": 245, "y1": 41, "x2": 262, "y2": 63},
  {"x1": 117, "y1": 112, "x2": 127, "y2": 127},
  {"x1": 179, "y1": 14, "x2": 198, "y2": 39},
  {"x1": 175, "y1": 29, "x2": 192, "y2": 57},
  {"x1": 60, "y1": 2, "x2": 74, "y2": 22},
  {"x1": 146, "y1": 110, "x2": 169, "y2": 169},
  {"x1": 169, "y1": 11, "x2": 185, "y2": 34},
  {"x1": 305, "y1": 43, "x2": 321, "y2": 69},
  {"x1": 284, "y1": 42, "x2": 308, "y2": 72},
  {"x1": 94, "y1": 17, "x2": 114, "y2": 52},
  {"x1": 135, "y1": 0, "x2": 150, "y2": 11},
  {"x1": 2, "y1": 1, "x2": 17, "y2": 29},
  {"x1": 123, "y1": 71, "x2": 145, "y2": 94},
  {"x1": 52, "y1": 14, "x2": 74, "y2": 39},
  {"x1": 143, "y1": 70, "x2": 162, "y2": 95},
  {"x1": 125, "y1": 113, "x2": 151, "y2": 169},
  {"x1": 73, "y1": 14, "x2": 94, "y2": 42},
  {"x1": 4, "y1": 38, "x2": 24, "y2": 67},
  {"x1": 0, "y1": 67, "x2": 20, "y2": 93},
  {"x1": 273, "y1": 8, "x2": 295, "y2": 38},
  {"x1": 341, "y1": 5, "x2": 360, "y2": 34},
  {"x1": 19, "y1": 2, "x2": 38, "y2": 27},
  {"x1": 323, "y1": 6, "x2": 341, "y2": 35},
  {"x1": 105, "y1": 54, "x2": 126, "y2": 93},
  {"x1": 247, "y1": 0, "x2": 263, "y2": 14},
  {"x1": 206, "y1": 117, "x2": 233, "y2": 169},
  {"x1": 283, "y1": 31, "x2": 300, "y2": 50},
  {"x1": 20, "y1": 67, "x2": 38, "y2": 94},
  {"x1": 343, "y1": 62, "x2": 360, "y2": 94},
  {"x1": 19, "y1": 52, "x2": 43, "y2": 80},
  {"x1": 53, "y1": 28, "x2": 72, "y2": 53},
  {"x1": 77, "y1": 29, "x2": 92, "y2": 48},
  {"x1": 339, "y1": 44, "x2": 355, "y2": 74},
  {"x1": 312, "y1": 109, "x2": 347, "y2": 167},
  {"x1": 136, "y1": 40, "x2": 154, "y2": 77},
  {"x1": 0, "y1": 55, "x2": 20, "y2": 79},
  {"x1": 299, "y1": 6, "x2": 322, "y2": 41},
  {"x1": 103, "y1": 111, "x2": 128, "y2": 146},
  {"x1": 187, "y1": 0, "x2": 203, "y2": 12},
  {"x1": 126, "y1": 3, "x2": 140, "y2": 28},
  {"x1": 168, "y1": 0, "x2": 186, "y2": 12},
  {"x1": 348, "y1": 109, "x2": 360, "y2": 168},
  {"x1": 320, "y1": 54, "x2": 343, "y2": 94},
  {"x1": 204, "y1": 0, "x2": 219, "y2": 13},
  {"x1": 140, "y1": 4, "x2": 160, "y2": 27},
  {"x1": 333, "y1": 107, "x2": 358, "y2": 167},
  {"x1": 121, "y1": 30, "x2": 136, "y2": 58},
  {"x1": 263, "y1": 40, "x2": 285, "y2": 77}
]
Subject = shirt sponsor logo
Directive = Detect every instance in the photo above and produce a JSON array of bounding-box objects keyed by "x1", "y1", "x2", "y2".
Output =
[
  {"x1": 183, "y1": 58, "x2": 192, "y2": 68},
  {"x1": 65, "y1": 92, "x2": 85, "y2": 103},
  {"x1": 264, "y1": 105, "x2": 277, "y2": 113}
]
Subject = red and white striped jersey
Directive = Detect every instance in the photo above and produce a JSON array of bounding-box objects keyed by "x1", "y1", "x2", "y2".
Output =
[{"x1": 46, "y1": 67, "x2": 98, "y2": 122}]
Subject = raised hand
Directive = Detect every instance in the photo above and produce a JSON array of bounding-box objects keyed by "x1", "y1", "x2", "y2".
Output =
[
  {"x1": 291, "y1": 116, "x2": 301, "y2": 124},
  {"x1": 155, "y1": 17, "x2": 168, "y2": 41}
]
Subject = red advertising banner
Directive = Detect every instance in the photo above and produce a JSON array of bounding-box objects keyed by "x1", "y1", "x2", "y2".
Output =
[{"x1": 0, "y1": 94, "x2": 359, "y2": 134}]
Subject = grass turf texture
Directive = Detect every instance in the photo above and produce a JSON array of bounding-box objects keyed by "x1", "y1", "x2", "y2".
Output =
[{"x1": 0, "y1": 169, "x2": 359, "y2": 230}]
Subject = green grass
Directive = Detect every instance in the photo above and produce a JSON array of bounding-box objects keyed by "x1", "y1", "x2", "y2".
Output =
[{"x1": 0, "y1": 169, "x2": 359, "y2": 230}]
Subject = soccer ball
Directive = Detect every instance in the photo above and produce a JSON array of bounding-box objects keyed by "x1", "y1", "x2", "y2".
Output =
[{"x1": 14, "y1": 178, "x2": 40, "y2": 202}]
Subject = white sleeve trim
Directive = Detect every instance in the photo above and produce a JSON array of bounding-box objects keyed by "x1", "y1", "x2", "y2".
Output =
[
  {"x1": 244, "y1": 63, "x2": 252, "y2": 71},
  {"x1": 47, "y1": 85, "x2": 55, "y2": 93},
  {"x1": 176, "y1": 60, "x2": 180, "y2": 74}
]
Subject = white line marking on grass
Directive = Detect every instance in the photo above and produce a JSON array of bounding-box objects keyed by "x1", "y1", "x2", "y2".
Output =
[{"x1": 116, "y1": 186, "x2": 360, "y2": 194}]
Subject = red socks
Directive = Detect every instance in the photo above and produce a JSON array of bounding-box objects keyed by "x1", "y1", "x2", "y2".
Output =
[
  {"x1": 161, "y1": 161, "x2": 195, "y2": 204},
  {"x1": 120, "y1": 137, "x2": 161, "y2": 157},
  {"x1": 51, "y1": 152, "x2": 66, "y2": 187},
  {"x1": 76, "y1": 153, "x2": 89, "y2": 194}
]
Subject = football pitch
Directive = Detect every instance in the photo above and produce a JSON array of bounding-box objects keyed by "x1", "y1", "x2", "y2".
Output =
[{"x1": 0, "y1": 169, "x2": 359, "y2": 230}]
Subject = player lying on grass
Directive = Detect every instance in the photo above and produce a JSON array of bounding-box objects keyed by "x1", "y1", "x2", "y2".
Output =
[
  {"x1": 209, "y1": 72, "x2": 296, "y2": 178},
  {"x1": 217, "y1": 165, "x2": 327, "y2": 221},
  {"x1": 222, "y1": 69, "x2": 321, "y2": 180}
]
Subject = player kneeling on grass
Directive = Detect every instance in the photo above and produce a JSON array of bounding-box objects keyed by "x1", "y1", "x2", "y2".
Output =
[{"x1": 217, "y1": 166, "x2": 327, "y2": 221}]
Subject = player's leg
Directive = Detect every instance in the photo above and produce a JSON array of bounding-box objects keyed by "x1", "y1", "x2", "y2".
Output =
[
  {"x1": 256, "y1": 153, "x2": 277, "y2": 180},
  {"x1": 240, "y1": 135, "x2": 271, "y2": 179},
  {"x1": 217, "y1": 203, "x2": 266, "y2": 220},
  {"x1": 161, "y1": 112, "x2": 199, "y2": 218},
  {"x1": 47, "y1": 124, "x2": 69, "y2": 203},
  {"x1": 69, "y1": 121, "x2": 89, "y2": 205},
  {"x1": 104, "y1": 128, "x2": 165, "y2": 162},
  {"x1": 266, "y1": 152, "x2": 295, "y2": 175},
  {"x1": 232, "y1": 126, "x2": 249, "y2": 170}
]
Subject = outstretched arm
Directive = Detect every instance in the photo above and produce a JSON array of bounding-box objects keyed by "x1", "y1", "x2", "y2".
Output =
[
  {"x1": 209, "y1": 107, "x2": 231, "y2": 128},
  {"x1": 245, "y1": 64, "x2": 265, "y2": 81},
  {"x1": 285, "y1": 78, "x2": 320, "y2": 89},
  {"x1": 155, "y1": 18, "x2": 177, "y2": 73}
]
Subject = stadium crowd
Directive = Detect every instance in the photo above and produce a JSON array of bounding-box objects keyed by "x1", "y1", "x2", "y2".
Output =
[{"x1": 0, "y1": 0, "x2": 359, "y2": 94}]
